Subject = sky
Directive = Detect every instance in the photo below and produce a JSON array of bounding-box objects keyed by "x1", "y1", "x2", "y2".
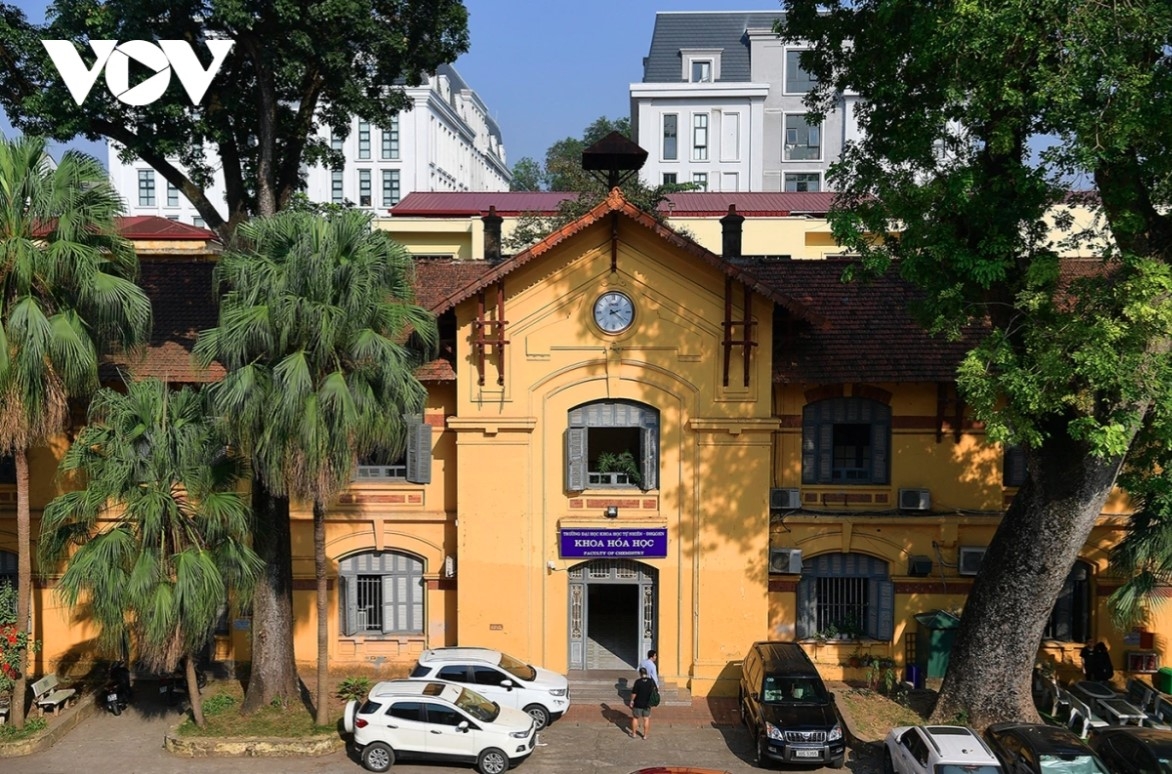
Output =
[{"x1": 0, "y1": 0, "x2": 787, "y2": 169}]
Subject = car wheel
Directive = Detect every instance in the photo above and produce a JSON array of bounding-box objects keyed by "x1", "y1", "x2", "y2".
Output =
[
  {"x1": 361, "y1": 741, "x2": 395, "y2": 773},
  {"x1": 477, "y1": 747, "x2": 510, "y2": 774},
  {"x1": 523, "y1": 703, "x2": 550, "y2": 730},
  {"x1": 831, "y1": 754, "x2": 846, "y2": 769},
  {"x1": 753, "y1": 737, "x2": 770, "y2": 769},
  {"x1": 884, "y1": 749, "x2": 896, "y2": 774},
  {"x1": 110, "y1": 700, "x2": 122, "y2": 717},
  {"x1": 343, "y1": 699, "x2": 358, "y2": 734}
]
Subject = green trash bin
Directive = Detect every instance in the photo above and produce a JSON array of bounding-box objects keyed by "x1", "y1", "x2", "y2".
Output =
[
  {"x1": 1155, "y1": 666, "x2": 1172, "y2": 694},
  {"x1": 914, "y1": 610, "x2": 962, "y2": 680}
]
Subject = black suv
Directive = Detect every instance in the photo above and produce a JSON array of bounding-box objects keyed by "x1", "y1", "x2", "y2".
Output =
[{"x1": 739, "y1": 641, "x2": 846, "y2": 769}]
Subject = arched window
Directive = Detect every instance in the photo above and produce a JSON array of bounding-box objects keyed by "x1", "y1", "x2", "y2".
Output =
[
  {"x1": 565, "y1": 400, "x2": 659, "y2": 491},
  {"x1": 339, "y1": 551, "x2": 425, "y2": 637},
  {"x1": 1045, "y1": 560, "x2": 1091, "y2": 643},
  {"x1": 796, "y1": 553, "x2": 893, "y2": 641},
  {"x1": 802, "y1": 397, "x2": 890, "y2": 485}
]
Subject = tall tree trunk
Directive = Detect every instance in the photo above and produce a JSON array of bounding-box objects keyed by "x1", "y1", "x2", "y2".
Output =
[
  {"x1": 240, "y1": 478, "x2": 299, "y2": 714},
  {"x1": 186, "y1": 653, "x2": 206, "y2": 728},
  {"x1": 930, "y1": 421, "x2": 1132, "y2": 729},
  {"x1": 313, "y1": 499, "x2": 329, "y2": 727},
  {"x1": 11, "y1": 448, "x2": 30, "y2": 729}
]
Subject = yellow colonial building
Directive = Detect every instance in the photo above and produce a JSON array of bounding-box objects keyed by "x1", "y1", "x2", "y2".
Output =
[{"x1": 1, "y1": 191, "x2": 1167, "y2": 698}]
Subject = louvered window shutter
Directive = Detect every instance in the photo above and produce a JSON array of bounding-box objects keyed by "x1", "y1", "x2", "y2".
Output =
[
  {"x1": 867, "y1": 578, "x2": 894, "y2": 640},
  {"x1": 871, "y1": 411, "x2": 890, "y2": 484},
  {"x1": 405, "y1": 416, "x2": 433, "y2": 484},
  {"x1": 1003, "y1": 446, "x2": 1027, "y2": 487},
  {"x1": 566, "y1": 427, "x2": 587, "y2": 491},
  {"x1": 801, "y1": 406, "x2": 818, "y2": 483},
  {"x1": 341, "y1": 575, "x2": 358, "y2": 636},
  {"x1": 641, "y1": 418, "x2": 659, "y2": 490},
  {"x1": 796, "y1": 575, "x2": 817, "y2": 639}
]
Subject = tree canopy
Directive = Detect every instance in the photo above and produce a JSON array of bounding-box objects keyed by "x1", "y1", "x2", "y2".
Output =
[
  {"x1": 781, "y1": 0, "x2": 1172, "y2": 727},
  {"x1": 0, "y1": 0, "x2": 470, "y2": 234}
]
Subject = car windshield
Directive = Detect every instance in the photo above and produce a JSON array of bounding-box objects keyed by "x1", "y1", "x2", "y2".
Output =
[
  {"x1": 1038, "y1": 755, "x2": 1109, "y2": 774},
  {"x1": 761, "y1": 676, "x2": 827, "y2": 703},
  {"x1": 497, "y1": 652, "x2": 537, "y2": 682},
  {"x1": 937, "y1": 765, "x2": 1002, "y2": 774},
  {"x1": 454, "y1": 686, "x2": 500, "y2": 722}
]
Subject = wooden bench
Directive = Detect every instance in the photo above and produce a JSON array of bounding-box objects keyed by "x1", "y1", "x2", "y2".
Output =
[{"x1": 31, "y1": 674, "x2": 76, "y2": 717}]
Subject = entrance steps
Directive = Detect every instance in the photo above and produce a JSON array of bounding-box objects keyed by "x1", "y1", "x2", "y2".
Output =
[{"x1": 568, "y1": 671, "x2": 693, "y2": 707}]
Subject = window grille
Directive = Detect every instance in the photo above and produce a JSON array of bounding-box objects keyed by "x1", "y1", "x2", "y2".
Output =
[
  {"x1": 356, "y1": 575, "x2": 383, "y2": 631},
  {"x1": 815, "y1": 576, "x2": 869, "y2": 634}
]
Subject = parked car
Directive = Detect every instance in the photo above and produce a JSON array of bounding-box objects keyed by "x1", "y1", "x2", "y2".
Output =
[
  {"x1": 739, "y1": 640, "x2": 846, "y2": 768},
  {"x1": 884, "y1": 725, "x2": 1003, "y2": 774},
  {"x1": 409, "y1": 647, "x2": 570, "y2": 730},
  {"x1": 342, "y1": 679, "x2": 537, "y2": 774},
  {"x1": 984, "y1": 723, "x2": 1110, "y2": 774},
  {"x1": 1087, "y1": 726, "x2": 1172, "y2": 774}
]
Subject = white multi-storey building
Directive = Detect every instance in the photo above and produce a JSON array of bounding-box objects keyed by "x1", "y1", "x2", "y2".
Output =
[
  {"x1": 109, "y1": 63, "x2": 510, "y2": 226},
  {"x1": 630, "y1": 10, "x2": 861, "y2": 193}
]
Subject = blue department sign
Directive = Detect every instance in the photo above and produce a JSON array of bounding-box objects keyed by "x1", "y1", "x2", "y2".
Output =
[{"x1": 559, "y1": 527, "x2": 667, "y2": 559}]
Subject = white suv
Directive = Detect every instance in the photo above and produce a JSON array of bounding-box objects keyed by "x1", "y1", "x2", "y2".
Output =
[
  {"x1": 343, "y1": 679, "x2": 537, "y2": 774},
  {"x1": 409, "y1": 647, "x2": 570, "y2": 730},
  {"x1": 884, "y1": 725, "x2": 1004, "y2": 774}
]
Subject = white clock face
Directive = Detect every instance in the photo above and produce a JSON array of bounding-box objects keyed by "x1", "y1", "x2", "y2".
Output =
[{"x1": 593, "y1": 291, "x2": 635, "y2": 333}]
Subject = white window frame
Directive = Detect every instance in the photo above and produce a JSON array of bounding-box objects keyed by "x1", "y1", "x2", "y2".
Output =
[
  {"x1": 692, "y1": 113, "x2": 709, "y2": 162},
  {"x1": 692, "y1": 172, "x2": 708, "y2": 190},
  {"x1": 166, "y1": 181, "x2": 180, "y2": 208},
  {"x1": 358, "y1": 169, "x2": 372, "y2": 207},
  {"x1": 784, "y1": 172, "x2": 822, "y2": 192},
  {"x1": 137, "y1": 169, "x2": 156, "y2": 206},
  {"x1": 680, "y1": 48, "x2": 722, "y2": 82},
  {"x1": 783, "y1": 113, "x2": 823, "y2": 162},
  {"x1": 381, "y1": 116, "x2": 400, "y2": 160},
  {"x1": 357, "y1": 121, "x2": 371, "y2": 160},
  {"x1": 382, "y1": 169, "x2": 401, "y2": 207},
  {"x1": 331, "y1": 170, "x2": 344, "y2": 204},
  {"x1": 662, "y1": 113, "x2": 678, "y2": 161},
  {"x1": 784, "y1": 49, "x2": 819, "y2": 95}
]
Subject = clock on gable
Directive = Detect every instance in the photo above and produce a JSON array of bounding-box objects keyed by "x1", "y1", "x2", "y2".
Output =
[{"x1": 593, "y1": 291, "x2": 635, "y2": 333}]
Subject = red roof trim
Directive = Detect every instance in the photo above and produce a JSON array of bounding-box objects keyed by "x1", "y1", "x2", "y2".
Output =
[{"x1": 426, "y1": 189, "x2": 824, "y2": 324}]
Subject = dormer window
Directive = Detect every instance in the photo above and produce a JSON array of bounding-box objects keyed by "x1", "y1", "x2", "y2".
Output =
[{"x1": 680, "y1": 49, "x2": 722, "y2": 83}]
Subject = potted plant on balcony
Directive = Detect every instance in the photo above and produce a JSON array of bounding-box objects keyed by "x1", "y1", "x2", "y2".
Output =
[{"x1": 596, "y1": 451, "x2": 642, "y2": 486}]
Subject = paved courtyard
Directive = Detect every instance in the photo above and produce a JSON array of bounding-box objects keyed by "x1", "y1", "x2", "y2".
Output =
[{"x1": 5, "y1": 686, "x2": 880, "y2": 774}]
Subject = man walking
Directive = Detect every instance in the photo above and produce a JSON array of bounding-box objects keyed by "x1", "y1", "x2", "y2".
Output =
[
  {"x1": 640, "y1": 649, "x2": 659, "y2": 687},
  {"x1": 628, "y1": 666, "x2": 656, "y2": 739}
]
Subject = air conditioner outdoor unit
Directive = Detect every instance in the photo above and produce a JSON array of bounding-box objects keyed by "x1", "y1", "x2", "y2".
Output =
[
  {"x1": 769, "y1": 548, "x2": 803, "y2": 575},
  {"x1": 899, "y1": 488, "x2": 932, "y2": 511},
  {"x1": 770, "y1": 487, "x2": 801, "y2": 510},
  {"x1": 958, "y1": 546, "x2": 987, "y2": 576}
]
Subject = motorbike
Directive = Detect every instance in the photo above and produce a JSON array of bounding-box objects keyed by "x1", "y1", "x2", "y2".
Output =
[
  {"x1": 159, "y1": 660, "x2": 208, "y2": 705},
  {"x1": 103, "y1": 661, "x2": 133, "y2": 716}
]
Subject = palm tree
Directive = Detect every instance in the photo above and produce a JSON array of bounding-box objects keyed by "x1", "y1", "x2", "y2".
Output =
[
  {"x1": 195, "y1": 209, "x2": 437, "y2": 720},
  {"x1": 0, "y1": 135, "x2": 151, "y2": 728},
  {"x1": 39, "y1": 378, "x2": 261, "y2": 727}
]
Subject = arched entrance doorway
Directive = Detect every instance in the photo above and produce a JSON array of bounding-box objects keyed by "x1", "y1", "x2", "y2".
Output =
[{"x1": 568, "y1": 559, "x2": 657, "y2": 671}]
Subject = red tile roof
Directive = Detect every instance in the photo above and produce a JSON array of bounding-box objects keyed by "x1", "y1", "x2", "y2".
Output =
[
  {"x1": 387, "y1": 191, "x2": 840, "y2": 218},
  {"x1": 412, "y1": 258, "x2": 494, "y2": 311},
  {"x1": 424, "y1": 188, "x2": 823, "y2": 323},
  {"x1": 390, "y1": 192, "x2": 577, "y2": 217},
  {"x1": 103, "y1": 259, "x2": 224, "y2": 383},
  {"x1": 751, "y1": 259, "x2": 980, "y2": 384},
  {"x1": 116, "y1": 216, "x2": 219, "y2": 241}
]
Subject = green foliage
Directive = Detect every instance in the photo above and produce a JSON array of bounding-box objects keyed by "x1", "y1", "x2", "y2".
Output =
[
  {"x1": 595, "y1": 451, "x2": 642, "y2": 485},
  {"x1": 0, "y1": 0, "x2": 470, "y2": 230},
  {"x1": 0, "y1": 715, "x2": 46, "y2": 740},
  {"x1": 509, "y1": 158, "x2": 545, "y2": 192},
  {"x1": 194, "y1": 210, "x2": 438, "y2": 503},
  {"x1": 201, "y1": 692, "x2": 238, "y2": 716},
  {"x1": 336, "y1": 676, "x2": 373, "y2": 703},
  {"x1": 38, "y1": 378, "x2": 261, "y2": 673},
  {"x1": 0, "y1": 583, "x2": 40, "y2": 699}
]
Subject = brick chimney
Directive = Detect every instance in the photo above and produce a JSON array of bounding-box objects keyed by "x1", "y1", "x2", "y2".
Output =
[
  {"x1": 721, "y1": 204, "x2": 745, "y2": 260},
  {"x1": 482, "y1": 206, "x2": 503, "y2": 263}
]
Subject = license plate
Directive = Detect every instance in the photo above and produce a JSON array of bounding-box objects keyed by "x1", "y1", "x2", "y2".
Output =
[
  {"x1": 159, "y1": 686, "x2": 168, "y2": 694},
  {"x1": 794, "y1": 749, "x2": 821, "y2": 758},
  {"x1": 107, "y1": 694, "x2": 118, "y2": 702}
]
